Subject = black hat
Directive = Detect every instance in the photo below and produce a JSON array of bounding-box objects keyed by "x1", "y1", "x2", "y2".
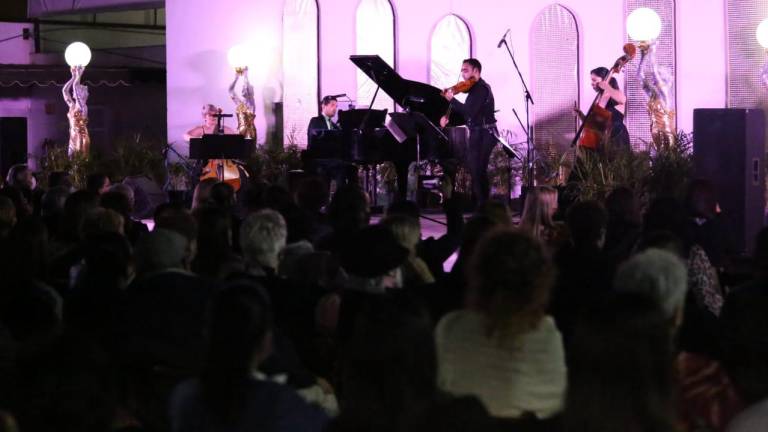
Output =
[{"x1": 339, "y1": 224, "x2": 409, "y2": 278}]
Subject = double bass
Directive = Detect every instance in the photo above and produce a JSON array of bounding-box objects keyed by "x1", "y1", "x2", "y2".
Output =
[{"x1": 572, "y1": 44, "x2": 637, "y2": 149}]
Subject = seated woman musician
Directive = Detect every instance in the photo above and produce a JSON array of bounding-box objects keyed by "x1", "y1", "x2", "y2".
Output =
[{"x1": 184, "y1": 104, "x2": 236, "y2": 141}]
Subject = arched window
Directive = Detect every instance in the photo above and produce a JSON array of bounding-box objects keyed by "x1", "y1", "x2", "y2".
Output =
[
  {"x1": 430, "y1": 14, "x2": 472, "y2": 102},
  {"x1": 355, "y1": 0, "x2": 395, "y2": 110},
  {"x1": 530, "y1": 4, "x2": 580, "y2": 159},
  {"x1": 283, "y1": 0, "x2": 319, "y2": 148}
]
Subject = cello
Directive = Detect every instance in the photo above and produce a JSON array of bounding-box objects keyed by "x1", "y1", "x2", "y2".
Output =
[
  {"x1": 572, "y1": 44, "x2": 637, "y2": 149},
  {"x1": 199, "y1": 108, "x2": 243, "y2": 191}
]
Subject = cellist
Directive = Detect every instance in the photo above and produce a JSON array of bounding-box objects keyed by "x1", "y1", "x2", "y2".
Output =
[
  {"x1": 184, "y1": 104, "x2": 236, "y2": 141},
  {"x1": 574, "y1": 67, "x2": 630, "y2": 151}
]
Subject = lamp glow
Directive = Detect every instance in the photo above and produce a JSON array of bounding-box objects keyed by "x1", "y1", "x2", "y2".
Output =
[
  {"x1": 227, "y1": 44, "x2": 255, "y2": 70},
  {"x1": 627, "y1": 8, "x2": 662, "y2": 42},
  {"x1": 757, "y1": 19, "x2": 768, "y2": 48},
  {"x1": 64, "y1": 42, "x2": 92, "y2": 67}
]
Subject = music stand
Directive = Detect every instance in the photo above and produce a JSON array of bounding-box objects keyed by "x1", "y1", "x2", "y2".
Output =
[
  {"x1": 387, "y1": 111, "x2": 448, "y2": 208},
  {"x1": 189, "y1": 134, "x2": 254, "y2": 182}
]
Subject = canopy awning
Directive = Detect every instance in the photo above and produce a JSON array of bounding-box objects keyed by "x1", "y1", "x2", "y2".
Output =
[
  {"x1": 28, "y1": 0, "x2": 164, "y2": 18},
  {"x1": 0, "y1": 64, "x2": 165, "y2": 87}
]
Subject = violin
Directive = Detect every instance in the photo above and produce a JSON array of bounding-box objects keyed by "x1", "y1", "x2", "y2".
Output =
[
  {"x1": 441, "y1": 77, "x2": 478, "y2": 127},
  {"x1": 573, "y1": 44, "x2": 637, "y2": 149},
  {"x1": 444, "y1": 76, "x2": 477, "y2": 95}
]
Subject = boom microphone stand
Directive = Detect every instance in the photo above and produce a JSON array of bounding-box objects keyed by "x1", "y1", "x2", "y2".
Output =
[{"x1": 498, "y1": 30, "x2": 535, "y2": 190}]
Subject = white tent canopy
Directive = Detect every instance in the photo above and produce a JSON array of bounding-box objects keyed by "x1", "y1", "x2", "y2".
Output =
[{"x1": 28, "y1": 0, "x2": 163, "y2": 18}]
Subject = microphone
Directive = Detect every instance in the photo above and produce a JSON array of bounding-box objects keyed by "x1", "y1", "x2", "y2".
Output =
[
  {"x1": 497, "y1": 29, "x2": 510, "y2": 48},
  {"x1": 329, "y1": 93, "x2": 347, "y2": 99}
]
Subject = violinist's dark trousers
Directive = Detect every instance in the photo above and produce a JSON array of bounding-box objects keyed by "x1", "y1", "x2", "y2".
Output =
[{"x1": 467, "y1": 126, "x2": 498, "y2": 205}]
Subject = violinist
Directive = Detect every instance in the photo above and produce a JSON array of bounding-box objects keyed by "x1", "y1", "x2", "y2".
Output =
[
  {"x1": 441, "y1": 58, "x2": 497, "y2": 205},
  {"x1": 574, "y1": 67, "x2": 630, "y2": 150}
]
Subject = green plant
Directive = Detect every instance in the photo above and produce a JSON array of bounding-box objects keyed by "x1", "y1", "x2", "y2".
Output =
[
  {"x1": 105, "y1": 133, "x2": 167, "y2": 182},
  {"x1": 644, "y1": 130, "x2": 693, "y2": 199},
  {"x1": 36, "y1": 140, "x2": 96, "y2": 189},
  {"x1": 245, "y1": 144, "x2": 303, "y2": 184},
  {"x1": 568, "y1": 135, "x2": 651, "y2": 203},
  {"x1": 488, "y1": 129, "x2": 524, "y2": 197}
]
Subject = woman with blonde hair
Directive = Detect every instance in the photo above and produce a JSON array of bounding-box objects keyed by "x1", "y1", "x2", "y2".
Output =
[
  {"x1": 519, "y1": 186, "x2": 566, "y2": 251},
  {"x1": 435, "y1": 229, "x2": 566, "y2": 419},
  {"x1": 380, "y1": 214, "x2": 435, "y2": 285}
]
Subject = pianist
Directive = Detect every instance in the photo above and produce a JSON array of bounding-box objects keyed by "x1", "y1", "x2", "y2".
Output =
[
  {"x1": 442, "y1": 58, "x2": 497, "y2": 205},
  {"x1": 308, "y1": 95, "x2": 340, "y2": 134},
  {"x1": 306, "y1": 95, "x2": 355, "y2": 190}
]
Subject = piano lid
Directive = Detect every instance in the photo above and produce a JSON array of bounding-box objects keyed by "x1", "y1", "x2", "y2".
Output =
[{"x1": 350, "y1": 55, "x2": 449, "y2": 124}]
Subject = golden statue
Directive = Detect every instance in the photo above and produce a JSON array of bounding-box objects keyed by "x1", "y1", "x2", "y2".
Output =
[
  {"x1": 637, "y1": 41, "x2": 676, "y2": 146},
  {"x1": 62, "y1": 65, "x2": 91, "y2": 155},
  {"x1": 229, "y1": 67, "x2": 257, "y2": 140}
]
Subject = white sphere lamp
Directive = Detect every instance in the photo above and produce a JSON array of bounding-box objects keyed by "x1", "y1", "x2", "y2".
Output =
[
  {"x1": 627, "y1": 8, "x2": 662, "y2": 42},
  {"x1": 228, "y1": 44, "x2": 255, "y2": 70},
  {"x1": 757, "y1": 19, "x2": 768, "y2": 48},
  {"x1": 64, "y1": 42, "x2": 92, "y2": 67}
]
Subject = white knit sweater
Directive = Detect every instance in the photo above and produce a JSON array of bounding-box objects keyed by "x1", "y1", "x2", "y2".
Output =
[{"x1": 435, "y1": 310, "x2": 567, "y2": 419}]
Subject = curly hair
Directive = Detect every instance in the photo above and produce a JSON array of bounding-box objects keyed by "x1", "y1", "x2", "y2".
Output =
[{"x1": 467, "y1": 228, "x2": 555, "y2": 338}]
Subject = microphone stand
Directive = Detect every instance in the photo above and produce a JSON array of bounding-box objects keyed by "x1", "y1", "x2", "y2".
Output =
[{"x1": 500, "y1": 38, "x2": 535, "y2": 190}]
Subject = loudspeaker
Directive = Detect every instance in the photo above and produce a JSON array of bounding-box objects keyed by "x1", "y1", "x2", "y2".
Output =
[
  {"x1": 0, "y1": 117, "x2": 28, "y2": 180},
  {"x1": 693, "y1": 108, "x2": 766, "y2": 253}
]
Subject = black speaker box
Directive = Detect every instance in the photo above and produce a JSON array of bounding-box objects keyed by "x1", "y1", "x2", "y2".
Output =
[{"x1": 693, "y1": 108, "x2": 766, "y2": 253}]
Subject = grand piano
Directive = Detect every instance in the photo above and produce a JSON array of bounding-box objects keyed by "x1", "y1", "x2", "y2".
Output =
[{"x1": 306, "y1": 55, "x2": 466, "y2": 198}]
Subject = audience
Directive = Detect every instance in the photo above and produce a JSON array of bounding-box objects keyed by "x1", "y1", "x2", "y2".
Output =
[
  {"x1": 603, "y1": 186, "x2": 642, "y2": 263},
  {"x1": 192, "y1": 205, "x2": 241, "y2": 279},
  {"x1": 519, "y1": 185, "x2": 566, "y2": 253},
  {"x1": 85, "y1": 173, "x2": 110, "y2": 196},
  {"x1": 565, "y1": 292, "x2": 677, "y2": 432},
  {"x1": 0, "y1": 196, "x2": 16, "y2": 240},
  {"x1": 380, "y1": 214, "x2": 435, "y2": 286},
  {"x1": 1, "y1": 160, "x2": 765, "y2": 432},
  {"x1": 170, "y1": 284, "x2": 328, "y2": 432},
  {"x1": 551, "y1": 200, "x2": 613, "y2": 346},
  {"x1": 615, "y1": 248, "x2": 743, "y2": 431},
  {"x1": 113, "y1": 228, "x2": 212, "y2": 373},
  {"x1": 329, "y1": 296, "x2": 493, "y2": 432},
  {"x1": 191, "y1": 178, "x2": 218, "y2": 210}
]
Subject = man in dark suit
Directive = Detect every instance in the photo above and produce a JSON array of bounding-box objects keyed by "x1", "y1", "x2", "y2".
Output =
[
  {"x1": 442, "y1": 58, "x2": 497, "y2": 205},
  {"x1": 306, "y1": 95, "x2": 356, "y2": 189},
  {"x1": 307, "y1": 95, "x2": 340, "y2": 137}
]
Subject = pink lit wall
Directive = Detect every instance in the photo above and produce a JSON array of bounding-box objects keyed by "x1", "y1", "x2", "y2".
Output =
[{"x1": 166, "y1": 0, "x2": 730, "y2": 152}]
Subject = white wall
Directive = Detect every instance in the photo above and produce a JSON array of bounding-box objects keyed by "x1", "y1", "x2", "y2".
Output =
[
  {"x1": 676, "y1": 0, "x2": 726, "y2": 133},
  {"x1": 166, "y1": 0, "x2": 729, "y2": 151}
]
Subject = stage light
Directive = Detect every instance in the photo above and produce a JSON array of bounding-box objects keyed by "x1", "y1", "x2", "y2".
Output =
[
  {"x1": 757, "y1": 19, "x2": 768, "y2": 48},
  {"x1": 627, "y1": 8, "x2": 662, "y2": 42},
  {"x1": 228, "y1": 44, "x2": 255, "y2": 70},
  {"x1": 64, "y1": 42, "x2": 92, "y2": 67}
]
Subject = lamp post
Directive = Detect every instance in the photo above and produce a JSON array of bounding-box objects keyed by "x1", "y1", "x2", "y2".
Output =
[
  {"x1": 627, "y1": 8, "x2": 676, "y2": 146},
  {"x1": 63, "y1": 41, "x2": 92, "y2": 155},
  {"x1": 227, "y1": 44, "x2": 257, "y2": 140}
]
